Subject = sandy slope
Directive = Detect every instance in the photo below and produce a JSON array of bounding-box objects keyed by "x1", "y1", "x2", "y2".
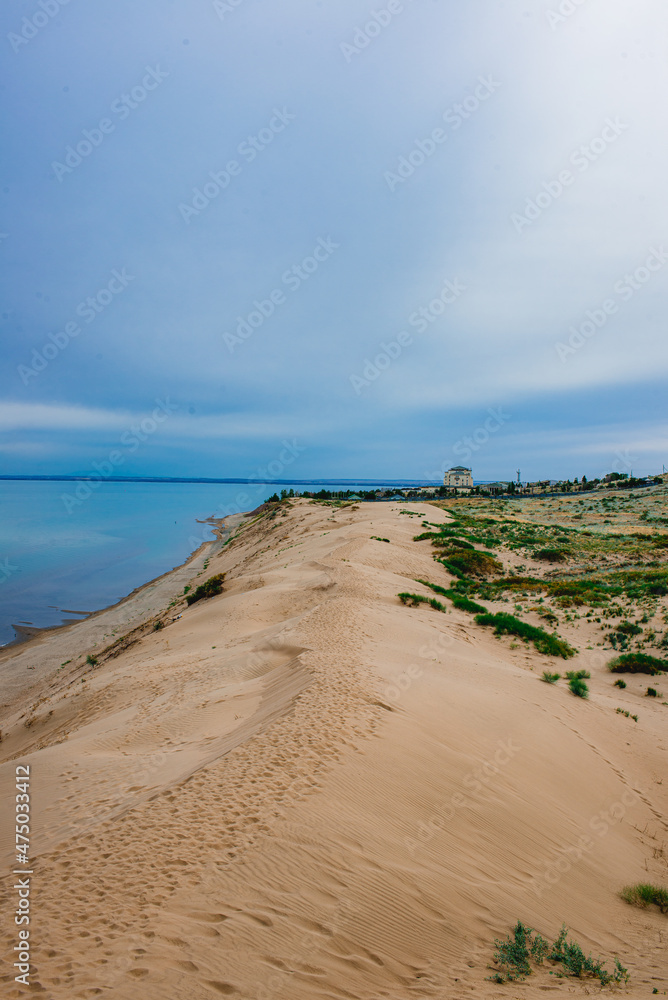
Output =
[{"x1": 0, "y1": 499, "x2": 666, "y2": 999}]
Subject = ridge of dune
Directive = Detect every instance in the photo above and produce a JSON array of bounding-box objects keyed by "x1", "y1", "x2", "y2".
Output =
[{"x1": 1, "y1": 498, "x2": 666, "y2": 999}]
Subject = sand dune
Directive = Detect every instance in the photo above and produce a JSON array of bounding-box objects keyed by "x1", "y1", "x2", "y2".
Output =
[{"x1": 1, "y1": 499, "x2": 666, "y2": 998}]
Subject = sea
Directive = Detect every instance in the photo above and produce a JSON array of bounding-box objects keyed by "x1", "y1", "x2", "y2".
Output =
[{"x1": 0, "y1": 479, "x2": 398, "y2": 646}]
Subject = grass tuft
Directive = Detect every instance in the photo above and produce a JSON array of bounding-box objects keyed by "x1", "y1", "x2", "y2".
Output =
[
  {"x1": 398, "y1": 593, "x2": 446, "y2": 613},
  {"x1": 186, "y1": 573, "x2": 225, "y2": 606},
  {"x1": 620, "y1": 883, "x2": 668, "y2": 913},
  {"x1": 474, "y1": 612, "x2": 575, "y2": 658},
  {"x1": 568, "y1": 677, "x2": 589, "y2": 698},
  {"x1": 415, "y1": 579, "x2": 487, "y2": 614},
  {"x1": 541, "y1": 671, "x2": 561, "y2": 684}
]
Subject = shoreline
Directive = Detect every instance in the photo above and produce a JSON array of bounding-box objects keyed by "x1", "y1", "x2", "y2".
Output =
[
  {"x1": 1, "y1": 516, "x2": 229, "y2": 652},
  {"x1": 0, "y1": 512, "x2": 246, "y2": 707}
]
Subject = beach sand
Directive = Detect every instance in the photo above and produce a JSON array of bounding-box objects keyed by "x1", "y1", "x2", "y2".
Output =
[{"x1": 1, "y1": 498, "x2": 666, "y2": 998}]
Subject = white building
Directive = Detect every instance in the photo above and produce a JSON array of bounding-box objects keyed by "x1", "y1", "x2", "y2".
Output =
[{"x1": 443, "y1": 466, "x2": 473, "y2": 490}]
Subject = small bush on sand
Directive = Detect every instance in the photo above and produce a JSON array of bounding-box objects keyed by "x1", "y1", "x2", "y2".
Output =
[
  {"x1": 489, "y1": 922, "x2": 628, "y2": 985},
  {"x1": 614, "y1": 679, "x2": 627, "y2": 688},
  {"x1": 550, "y1": 925, "x2": 629, "y2": 985},
  {"x1": 608, "y1": 653, "x2": 667, "y2": 675},
  {"x1": 541, "y1": 672, "x2": 561, "y2": 684},
  {"x1": 186, "y1": 573, "x2": 225, "y2": 606},
  {"x1": 442, "y1": 550, "x2": 503, "y2": 579},
  {"x1": 568, "y1": 677, "x2": 589, "y2": 698},
  {"x1": 398, "y1": 593, "x2": 446, "y2": 613},
  {"x1": 534, "y1": 548, "x2": 569, "y2": 562},
  {"x1": 565, "y1": 669, "x2": 590, "y2": 680},
  {"x1": 86, "y1": 654, "x2": 98, "y2": 667},
  {"x1": 646, "y1": 687, "x2": 659, "y2": 697},
  {"x1": 475, "y1": 612, "x2": 575, "y2": 658},
  {"x1": 620, "y1": 883, "x2": 668, "y2": 913},
  {"x1": 415, "y1": 579, "x2": 487, "y2": 614}
]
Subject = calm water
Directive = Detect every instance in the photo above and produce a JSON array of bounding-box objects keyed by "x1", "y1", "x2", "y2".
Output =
[{"x1": 0, "y1": 480, "x2": 366, "y2": 646}]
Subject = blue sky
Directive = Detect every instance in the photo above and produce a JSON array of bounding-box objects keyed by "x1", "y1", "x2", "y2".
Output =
[{"x1": 1, "y1": 0, "x2": 667, "y2": 482}]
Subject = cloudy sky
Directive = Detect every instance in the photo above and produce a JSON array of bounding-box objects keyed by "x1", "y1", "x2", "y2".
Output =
[{"x1": 1, "y1": 0, "x2": 667, "y2": 482}]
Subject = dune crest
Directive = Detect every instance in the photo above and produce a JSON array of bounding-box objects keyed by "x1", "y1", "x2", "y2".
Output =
[{"x1": 1, "y1": 498, "x2": 666, "y2": 998}]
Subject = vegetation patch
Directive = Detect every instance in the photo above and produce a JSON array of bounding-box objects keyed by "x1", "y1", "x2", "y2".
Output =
[
  {"x1": 620, "y1": 883, "x2": 668, "y2": 913},
  {"x1": 608, "y1": 653, "x2": 667, "y2": 675},
  {"x1": 615, "y1": 708, "x2": 638, "y2": 721},
  {"x1": 398, "y1": 593, "x2": 446, "y2": 613},
  {"x1": 415, "y1": 579, "x2": 487, "y2": 614},
  {"x1": 541, "y1": 672, "x2": 561, "y2": 684},
  {"x1": 186, "y1": 573, "x2": 225, "y2": 606},
  {"x1": 474, "y1": 612, "x2": 575, "y2": 658},
  {"x1": 568, "y1": 677, "x2": 589, "y2": 698},
  {"x1": 440, "y1": 549, "x2": 504, "y2": 579},
  {"x1": 534, "y1": 548, "x2": 570, "y2": 562},
  {"x1": 489, "y1": 921, "x2": 629, "y2": 985}
]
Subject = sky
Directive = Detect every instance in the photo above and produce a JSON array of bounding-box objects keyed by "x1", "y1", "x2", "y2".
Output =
[{"x1": 1, "y1": 0, "x2": 667, "y2": 483}]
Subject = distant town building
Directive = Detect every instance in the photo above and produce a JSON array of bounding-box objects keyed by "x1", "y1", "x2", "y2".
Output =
[
  {"x1": 443, "y1": 466, "x2": 473, "y2": 491},
  {"x1": 481, "y1": 481, "x2": 511, "y2": 495}
]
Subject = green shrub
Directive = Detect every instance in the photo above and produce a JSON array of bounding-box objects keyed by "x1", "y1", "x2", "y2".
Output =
[
  {"x1": 541, "y1": 672, "x2": 561, "y2": 684},
  {"x1": 371, "y1": 536, "x2": 390, "y2": 543},
  {"x1": 398, "y1": 593, "x2": 446, "y2": 613},
  {"x1": 565, "y1": 669, "x2": 590, "y2": 680},
  {"x1": 614, "y1": 621, "x2": 643, "y2": 636},
  {"x1": 568, "y1": 677, "x2": 589, "y2": 698},
  {"x1": 490, "y1": 922, "x2": 628, "y2": 985},
  {"x1": 550, "y1": 925, "x2": 628, "y2": 985},
  {"x1": 608, "y1": 653, "x2": 667, "y2": 675},
  {"x1": 441, "y1": 549, "x2": 503, "y2": 579},
  {"x1": 490, "y1": 921, "x2": 538, "y2": 981},
  {"x1": 534, "y1": 548, "x2": 569, "y2": 562},
  {"x1": 620, "y1": 883, "x2": 668, "y2": 913},
  {"x1": 186, "y1": 573, "x2": 225, "y2": 605},
  {"x1": 415, "y1": 579, "x2": 487, "y2": 614},
  {"x1": 86, "y1": 654, "x2": 98, "y2": 667},
  {"x1": 474, "y1": 612, "x2": 575, "y2": 658},
  {"x1": 646, "y1": 687, "x2": 658, "y2": 697},
  {"x1": 614, "y1": 679, "x2": 627, "y2": 688}
]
